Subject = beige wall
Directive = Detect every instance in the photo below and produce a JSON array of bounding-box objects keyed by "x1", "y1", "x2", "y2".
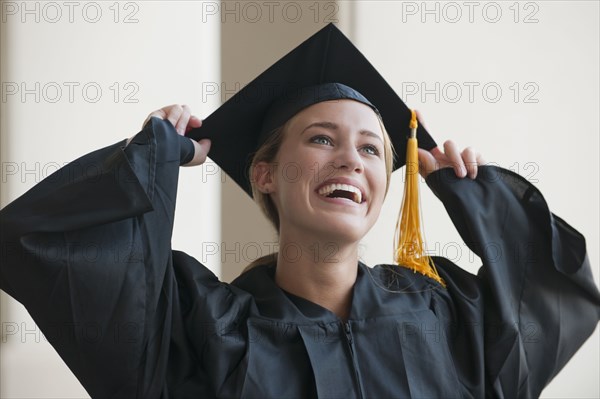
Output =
[{"x1": 1, "y1": 1, "x2": 598, "y2": 397}]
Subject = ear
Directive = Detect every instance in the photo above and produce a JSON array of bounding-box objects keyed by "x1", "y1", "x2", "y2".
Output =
[{"x1": 253, "y1": 161, "x2": 276, "y2": 194}]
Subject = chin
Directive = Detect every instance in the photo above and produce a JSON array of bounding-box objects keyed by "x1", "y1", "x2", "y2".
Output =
[{"x1": 308, "y1": 214, "x2": 370, "y2": 243}]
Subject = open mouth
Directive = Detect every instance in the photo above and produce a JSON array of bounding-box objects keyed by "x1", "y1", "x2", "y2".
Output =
[{"x1": 317, "y1": 183, "x2": 364, "y2": 204}]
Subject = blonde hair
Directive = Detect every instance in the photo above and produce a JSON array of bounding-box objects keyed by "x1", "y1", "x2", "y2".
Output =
[{"x1": 242, "y1": 111, "x2": 396, "y2": 274}]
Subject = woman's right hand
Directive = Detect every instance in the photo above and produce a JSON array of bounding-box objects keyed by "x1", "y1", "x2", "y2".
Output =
[{"x1": 127, "y1": 104, "x2": 211, "y2": 167}]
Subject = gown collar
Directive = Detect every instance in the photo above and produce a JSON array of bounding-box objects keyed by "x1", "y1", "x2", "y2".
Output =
[{"x1": 230, "y1": 260, "x2": 437, "y2": 324}]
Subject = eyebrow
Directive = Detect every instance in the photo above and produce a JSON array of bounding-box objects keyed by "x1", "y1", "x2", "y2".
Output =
[{"x1": 301, "y1": 121, "x2": 384, "y2": 143}]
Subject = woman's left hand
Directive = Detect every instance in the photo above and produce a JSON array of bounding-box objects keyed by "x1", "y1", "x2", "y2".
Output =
[
  {"x1": 415, "y1": 111, "x2": 486, "y2": 179},
  {"x1": 418, "y1": 141, "x2": 486, "y2": 180}
]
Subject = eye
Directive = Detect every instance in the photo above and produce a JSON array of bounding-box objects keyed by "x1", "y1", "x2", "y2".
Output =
[
  {"x1": 361, "y1": 144, "x2": 380, "y2": 156},
  {"x1": 310, "y1": 135, "x2": 333, "y2": 146}
]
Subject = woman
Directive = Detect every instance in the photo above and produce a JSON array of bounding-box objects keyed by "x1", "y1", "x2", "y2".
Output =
[
  {"x1": 1, "y1": 96, "x2": 598, "y2": 398},
  {"x1": 154, "y1": 98, "x2": 481, "y2": 323},
  {"x1": 1, "y1": 25, "x2": 599, "y2": 398}
]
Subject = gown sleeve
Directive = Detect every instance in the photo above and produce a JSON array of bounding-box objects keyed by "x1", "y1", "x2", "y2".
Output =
[
  {"x1": 0, "y1": 116, "x2": 201, "y2": 397},
  {"x1": 425, "y1": 166, "x2": 600, "y2": 398}
]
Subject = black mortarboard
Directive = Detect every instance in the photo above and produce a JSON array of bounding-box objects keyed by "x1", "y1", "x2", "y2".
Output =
[{"x1": 187, "y1": 23, "x2": 437, "y2": 197}]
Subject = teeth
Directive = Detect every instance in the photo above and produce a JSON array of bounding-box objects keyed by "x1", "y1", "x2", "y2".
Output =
[{"x1": 317, "y1": 183, "x2": 363, "y2": 204}]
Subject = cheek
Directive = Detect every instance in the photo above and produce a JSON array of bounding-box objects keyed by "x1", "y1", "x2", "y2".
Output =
[
  {"x1": 372, "y1": 162, "x2": 388, "y2": 192},
  {"x1": 276, "y1": 146, "x2": 323, "y2": 189},
  {"x1": 272, "y1": 155, "x2": 313, "y2": 207},
  {"x1": 368, "y1": 163, "x2": 389, "y2": 210}
]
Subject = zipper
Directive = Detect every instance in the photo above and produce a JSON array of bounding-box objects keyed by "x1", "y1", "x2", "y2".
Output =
[{"x1": 343, "y1": 321, "x2": 365, "y2": 399}]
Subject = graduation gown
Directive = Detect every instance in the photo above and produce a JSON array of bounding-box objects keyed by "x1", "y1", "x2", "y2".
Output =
[{"x1": 1, "y1": 117, "x2": 599, "y2": 398}]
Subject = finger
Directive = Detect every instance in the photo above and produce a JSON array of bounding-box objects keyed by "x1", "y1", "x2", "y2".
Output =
[
  {"x1": 164, "y1": 104, "x2": 184, "y2": 130},
  {"x1": 417, "y1": 148, "x2": 438, "y2": 177},
  {"x1": 461, "y1": 146, "x2": 479, "y2": 179},
  {"x1": 428, "y1": 146, "x2": 451, "y2": 172},
  {"x1": 185, "y1": 115, "x2": 203, "y2": 133},
  {"x1": 149, "y1": 109, "x2": 167, "y2": 120},
  {"x1": 476, "y1": 152, "x2": 487, "y2": 166},
  {"x1": 174, "y1": 104, "x2": 192, "y2": 136},
  {"x1": 429, "y1": 146, "x2": 444, "y2": 160},
  {"x1": 183, "y1": 138, "x2": 212, "y2": 167},
  {"x1": 143, "y1": 105, "x2": 177, "y2": 129},
  {"x1": 443, "y1": 140, "x2": 467, "y2": 178},
  {"x1": 142, "y1": 109, "x2": 167, "y2": 129},
  {"x1": 198, "y1": 138, "x2": 211, "y2": 160}
]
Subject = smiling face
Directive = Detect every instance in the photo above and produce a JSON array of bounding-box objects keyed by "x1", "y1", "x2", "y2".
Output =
[{"x1": 254, "y1": 99, "x2": 389, "y2": 244}]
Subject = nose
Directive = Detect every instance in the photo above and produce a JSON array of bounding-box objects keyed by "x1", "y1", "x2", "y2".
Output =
[{"x1": 332, "y1": 143, "x2": 364, "y2": 173}]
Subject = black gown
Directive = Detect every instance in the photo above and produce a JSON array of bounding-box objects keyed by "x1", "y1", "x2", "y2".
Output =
[{"x1": 1, "y1": 117, "x2": 599, "y2": 398}]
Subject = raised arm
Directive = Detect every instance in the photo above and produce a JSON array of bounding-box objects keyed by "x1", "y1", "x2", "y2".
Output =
[
  {"x1": 426, "y1": 164, "x2": 600, "y2": 397},
  {"x1": 0, "y1": 107, "x2": 209, "y2": 397}
]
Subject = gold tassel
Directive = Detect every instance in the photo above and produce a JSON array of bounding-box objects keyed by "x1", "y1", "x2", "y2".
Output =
[{"x1": 393, "y1": 110, "x2": 446, "y2": 287}]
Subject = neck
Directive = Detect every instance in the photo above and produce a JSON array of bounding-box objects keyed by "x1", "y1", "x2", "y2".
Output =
[{"x1": 274, "y1": 229, "x2": 359, "y2": 321}]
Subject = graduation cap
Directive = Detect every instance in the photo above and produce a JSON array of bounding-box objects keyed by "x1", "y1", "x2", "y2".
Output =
[
  {"x1": 187, "y1": 23, "x2": 436, "y2": 196},
  {"x1": 187, "y1": 23, "x2": 444, "y2": 285}
]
